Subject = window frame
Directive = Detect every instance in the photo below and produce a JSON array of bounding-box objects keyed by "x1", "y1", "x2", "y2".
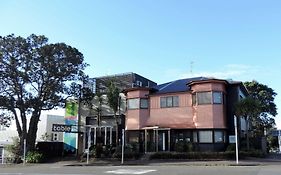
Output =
[
  {"x1": 197, "y1": 92, "x2": 212, "y2": 105},
  {"x1": 192, "y1": 91, "x2": 224, "y2": 106},
  {"x1": 214, "y1": 130, "x2": 224, "y2": 143},
  {"x1": 140, "y1": 98, "x2": 149, "y2": 109},
  {"x1": 160, "y1": 96, "x2": 179, "y2": 108},
  {"x1": 213, "y1": 91, "x2": 223, "y2": 104},
  {"x1": 192, "y1": 93, "x2": 197, "y2": 105},
  {"x1": 198, "y1": 130, "x2": 213, "y2": 143},
  {"x1": 127, "y1": 98, "x2": 140, "y2": 110}
]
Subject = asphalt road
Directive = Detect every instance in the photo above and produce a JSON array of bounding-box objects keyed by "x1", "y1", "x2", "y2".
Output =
[{"x1": 0, "y1": 164, "x2": 281, "y2": 175}]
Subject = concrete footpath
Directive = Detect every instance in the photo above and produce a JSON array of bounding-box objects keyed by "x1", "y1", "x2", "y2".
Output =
[
  {"x1": 58, "y1": 154, "x2": 281, "y2": 167},
  {"x1": 1, "y1": 154, "x2": 281, "y2": 167}
]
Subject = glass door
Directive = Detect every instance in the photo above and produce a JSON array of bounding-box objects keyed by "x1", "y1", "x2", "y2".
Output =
[{"x1": 158, "y1": 130, "x2": 169, "y2": 151}]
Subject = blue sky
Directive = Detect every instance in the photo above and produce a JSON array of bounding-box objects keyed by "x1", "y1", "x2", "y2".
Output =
[{"x1": 1, "y1": 0, "x2": 281, "y2": 128}]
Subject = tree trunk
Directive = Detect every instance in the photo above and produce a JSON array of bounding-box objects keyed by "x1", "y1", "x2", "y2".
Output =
[
  {"x1": 12, "y1": 109, "x2": 22, "y2": 138},
  {"x1": 27, "y1": 111, "x2": 40, "y2": 151},
  {"x1": 17, "y1": 109, "x2": 27, "y2": 156}
]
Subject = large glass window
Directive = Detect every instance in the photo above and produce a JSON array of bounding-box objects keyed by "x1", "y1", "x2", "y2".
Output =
[
  {"x1": 128, "y1": 98, "x2": 139, "y2": 109},
  {"x1": 213, "y1": 92, "x2": 223, "y2": 104},
  {"x1": 140, "y1": 98, "x2": 148, "y2": 109},
  {"x1": 197, "y1": 92, "x2": 212, "y2": 105},
  {"x1": 193, "y1": 91, "x2": 224, "y2": 105},
  {"x1": 160, "y1": 96, "x2": 179, "y2": 108},
  {"x1": 199, "y1": 130, "x2": 213, "y2": 143},
  {"x1": 214, "y1": 131, "x2": 224, "y2": 143}
]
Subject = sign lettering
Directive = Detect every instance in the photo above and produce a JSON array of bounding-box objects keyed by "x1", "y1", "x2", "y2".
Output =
[{"x1": 52, "y1": 124, "x2": 72, "y2": 132}]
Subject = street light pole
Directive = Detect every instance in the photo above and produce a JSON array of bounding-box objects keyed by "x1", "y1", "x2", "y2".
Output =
[
  {"x1": 23, "y1": 139, "x2": 26, "y2": 165},
  {"x1": 234, "y1": 115, "x2": 239, "y2": 165},
  {"x1": 87, "y1": 127, "x2": 91, "y2": 164}
]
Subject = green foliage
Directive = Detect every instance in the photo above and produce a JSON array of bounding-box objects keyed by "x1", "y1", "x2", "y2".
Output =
[
  {"x1": 106, "y1": 81, "x2": 121, "y2": 145},
  {"x1": 234, "y1": 96, "x2": 261, "y2": 150},
  {"x1": 149, "y1": 150, "x2": 265, "y2": 160},
  {"x1": 112, "y1": 144, "x2": 142, "y2": 159},
  {"x1": 5, "y1": 137, "x2": 22, "y2": 163},
  {"x1": 174, "y1": 141, "x2": 193, "y2": 152},
  {"x1": 0, "y1": 112, "x2": 13, "y2": 127},
  {"x1": 0, "y1": 34, "x2": 88, "y2": 152},
  {"x1": 87, "y1": 144, "x2": 114, "y2": 158},
  {"x1": 107, "y1": 81, "x2": 120, "y2": 114},
  {"x1": 149, "y1": 152, "x2": 227, "y2": 160},
  {"x1": 226, "y1": 144, "x2": 236, "y2": 152},
  {"x1": 26, "y1": 151, "x2": 44, "y2": 163},
  {"x1": 267, "y1": 135, "x2": 279, "y2": 151},
  {"x1": 234, "y1": 97, "x2": 261, "y2": 119},
  {"x1": 89, "y1": 144, "x2": 103, "y2": 158},
  {"x1": 239, "y1": 150, "x2": 266, "y2": 158},
  {"x1": 244, "y1": 81, "x2": 277, "y2": 131},
  {"x1": 244, "y1": 81, "x2": 277, "y2": 117}
]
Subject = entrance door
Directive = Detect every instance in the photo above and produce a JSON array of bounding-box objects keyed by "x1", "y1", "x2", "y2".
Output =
[{"x1": 158, "y1": 130, "x2": 169, "y2": 151}]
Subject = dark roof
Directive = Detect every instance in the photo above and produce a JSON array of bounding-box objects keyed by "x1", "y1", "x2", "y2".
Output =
[{"x1": 152, "y1": 77, "x2": 210, "y2": 94}]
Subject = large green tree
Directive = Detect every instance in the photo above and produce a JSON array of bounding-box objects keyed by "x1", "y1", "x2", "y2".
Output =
[
  {"x1": 0, "y1": 34, "x2": 87, "y2": 152},
  {"x1": 244, "y1": 81, "x2": 277, "y2": 136}
]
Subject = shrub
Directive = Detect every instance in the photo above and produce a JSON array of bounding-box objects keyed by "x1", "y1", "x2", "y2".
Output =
[
  {"x1": 5, "y1": 137, "x2": 22, "y2": 163},
  {"x1": 26, "y1": 151, "x2": 44, "y2": 163},
  {"x1": 150, "y1": 152, "x2": 235, "y2": 160},
  {"x1": 226, "y1": 144, "x2": 236, "y2": 151},
  {"x1": 149, "y1": 150, "x2": 264, "y2": 160},
  {"x1": 174, "y1": 141, "x2": 193, "y2": 152},
  {"x1": 239, "y1": 149, "x2": 266, "y2": 158},
  {"x1": 112, "y1": 144, "x2": 141, "y2": 159},
  {"x1": 89, "y1": 144, "x2": 103, "y2": 158}
]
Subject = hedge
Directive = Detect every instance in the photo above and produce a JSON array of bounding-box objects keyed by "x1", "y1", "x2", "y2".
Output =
[{"x1": 149, "y1": 150, "x2": 265, "y2": 160}]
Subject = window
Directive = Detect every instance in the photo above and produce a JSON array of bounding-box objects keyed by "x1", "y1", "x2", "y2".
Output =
[
  {"x1": 140, "y1": 98, "x2": 148, "y2": 109},
  {"x1": 199, "y1": 130, "x2": 213, "y2": 143},
  {"x1": 166, "y1": 96, "x2": 173, "y2": 107},
  {"x1": 193, "y1": 131, "x2": 198, "y2": 143},
  {"x1": 192, "y1": 94, "x2": 196, "y2": 105},
  {"x1": 136, "y1": 81, "x2": 142, "y2": 87},
  {"x1": 173, "y1": 96, "x2": 179, "y2": 107},
  {"x1": 193, "y1": 91, "x2": 224, "y2": 105},
  {"x1": 214, "y1": 131, "x2": 224, "y2": 143},
  {"x1": 197, "y1": 92, "x2": 212, "y2": 105},
  {"x1": 128, "y1": 98, "x2": 140, "y2": 109},
  {"x1": 160, "y1": 96, "x2": 179, "y2": 108},
  {"x1": 160, "y1": 97, "x2": 167, "y2": 108},
  {"x1": 213, "y1": 92, "x2": 223, "y2": 104}
]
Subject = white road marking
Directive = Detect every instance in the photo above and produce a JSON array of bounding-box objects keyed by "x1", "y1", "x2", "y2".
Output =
[{"x1": 105, "y1": 169, "x2": 156, "y2": 174}]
